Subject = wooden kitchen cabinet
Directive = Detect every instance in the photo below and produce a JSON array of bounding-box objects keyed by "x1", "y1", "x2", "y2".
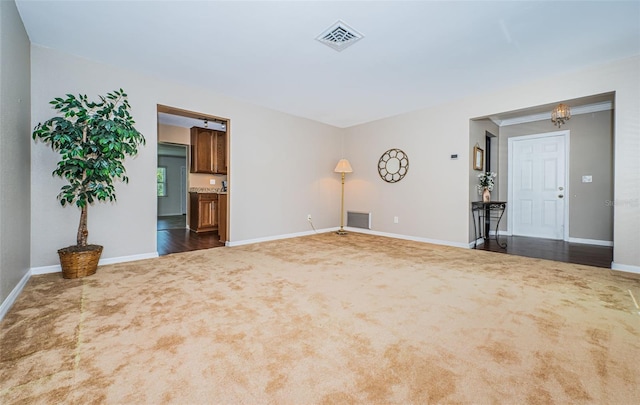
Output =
[
  {"x1": 215, "y1": 131, "x2": 227, "y2": 174},
  {"x1": 189, "y1": 192, "x2": 218, "y2": 233},
  {"x1": 190, "y1": 127, "x2": 227, "y2": 174}
]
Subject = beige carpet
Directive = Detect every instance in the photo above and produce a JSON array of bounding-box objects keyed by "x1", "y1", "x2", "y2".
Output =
[{"x1": 1, "y1": 233, "x2": 639, "y2": 404}]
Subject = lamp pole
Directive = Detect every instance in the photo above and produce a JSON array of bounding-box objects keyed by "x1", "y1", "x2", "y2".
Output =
[
  {"x1": 334, "y1": 158, "x2": 353, "y2": 235},
  {"x1": 338, "y1": 171, "x2": 347, "y2": 235}
]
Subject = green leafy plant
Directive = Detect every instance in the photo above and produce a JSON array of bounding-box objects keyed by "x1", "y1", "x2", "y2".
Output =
[{"x1": 33, "y1": 89, "x2": 145, "y2": 248}]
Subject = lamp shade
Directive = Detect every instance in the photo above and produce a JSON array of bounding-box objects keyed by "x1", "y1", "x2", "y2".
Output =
[{"x1": 334, "y1": 159, "x2": 353, "y2": 173}]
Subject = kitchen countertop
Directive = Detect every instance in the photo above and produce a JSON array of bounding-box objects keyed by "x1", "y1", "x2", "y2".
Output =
[{"x1": 189, "y1": 187, "x2": 227, "y2": 194}]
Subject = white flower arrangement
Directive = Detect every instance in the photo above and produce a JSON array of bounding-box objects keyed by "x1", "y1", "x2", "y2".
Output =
[{"x1": 477, "y1": 171, "x2": 496, "y2": 194}]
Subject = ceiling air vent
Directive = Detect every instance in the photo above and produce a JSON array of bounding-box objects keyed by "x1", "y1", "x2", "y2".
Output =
[{"x1": 316, "y1": 20, "x2": 364, "y2": 52}]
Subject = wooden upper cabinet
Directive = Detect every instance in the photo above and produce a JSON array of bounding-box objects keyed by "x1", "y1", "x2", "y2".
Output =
[
  {"x1": 215, "y1": 131, "x2": 227, "y2": 174},
  {"x1": 190, "y1": 127, "x2": 227, "y2": 174},
  {"x1": 190, "y1": 127, "x2": 213, "y2": 173}
]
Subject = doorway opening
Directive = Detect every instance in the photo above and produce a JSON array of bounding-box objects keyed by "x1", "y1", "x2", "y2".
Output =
[
  {"x1": 156, "y1": 105, "x2": 230, "y2": 256},
  {"x1": 470, "y1": 92, "x2": 615, "y2": 267}
]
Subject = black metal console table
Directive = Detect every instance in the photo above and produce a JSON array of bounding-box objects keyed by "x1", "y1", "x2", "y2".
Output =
[{"x1": 471, "y1": 201, "x2": 507, "y2": 249}]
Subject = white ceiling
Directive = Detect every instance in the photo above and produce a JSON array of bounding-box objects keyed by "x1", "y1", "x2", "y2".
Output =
[{"x1": 15, "y1": 1, "x2": 640, "y2": 128}]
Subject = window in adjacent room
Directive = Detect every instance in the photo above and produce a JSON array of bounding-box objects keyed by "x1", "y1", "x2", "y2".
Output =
[{"x1": 157, "y1": 167, "x2": 167, "y2": 197}]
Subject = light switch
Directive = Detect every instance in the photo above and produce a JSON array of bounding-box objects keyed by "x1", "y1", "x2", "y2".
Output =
[
  {"x1": 209, "y1": 179, "x2": 216, "y2": 185},
  {"x1": 582, "y1": 175, "x2": 592, "y2": 183}
]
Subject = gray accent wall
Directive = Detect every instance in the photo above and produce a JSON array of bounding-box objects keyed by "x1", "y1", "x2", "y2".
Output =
[
  {"x1": 158, "y1": 154, "x2": 187, "y2": 217},
  {"x1": 468, "y1": 119, "x2": 499, "y2": 243},
  {"x1": 0, "y1": 0, "x2": 31, "y2": 308}
]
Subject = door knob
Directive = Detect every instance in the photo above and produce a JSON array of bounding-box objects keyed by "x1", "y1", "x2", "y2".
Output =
[{"x1": 558, "y1": 194, "x2": 564, "y2": 198}]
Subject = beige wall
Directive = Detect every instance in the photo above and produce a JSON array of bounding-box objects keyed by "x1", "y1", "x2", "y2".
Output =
[
  {"x1": 0, "y1": 0, "x2": 31, "y2": 308},
  {"x1": 30, "y1": 45, "x2": 343, "y2": 267},
  {"x1": 158, "y1": 123, "x2": 189, "y2": 144},
  {"x1": 343, "y1": 102, "x2": 472, "y2": 246},
  {"x1": 497, "y1": 110, "x2": 614, "y2": 242}
]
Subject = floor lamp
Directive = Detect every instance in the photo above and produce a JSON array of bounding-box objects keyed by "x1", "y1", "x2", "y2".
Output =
[{"x1": 334, "y1": 159, "x2": 353, "y2": 235}]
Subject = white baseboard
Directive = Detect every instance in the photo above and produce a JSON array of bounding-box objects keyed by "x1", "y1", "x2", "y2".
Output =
[
  {"x1": 567, "y1": 237, "x2": 613, "y2": 247},
  {"x1": 98, "y1": 252, "x2": 159, "y2": 265},
  {"x1": 611, "y1": 262, "x2": 640, "y2": 275},
  {"x1": 229, "y1": 227, "x2": 470, "y2": 249},
  {"x1": 30, "y1": 251, "x2": 159, "y2": 275},
  {"x1": 345, "y1": 227, "x2": 470, "y2": 249},
  {"x1": 30, "y1": 264, "x2": 62, "y2": 275},
  {"x1": 227, "y1": 228, "x2": 337, "y2": 247},
  {"x1": 0, "y1": 270, "x2": 31, "y2": 321}
]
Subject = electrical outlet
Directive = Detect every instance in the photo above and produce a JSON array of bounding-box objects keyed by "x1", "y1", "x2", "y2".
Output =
[
  {"x1": 209, "y1": 179, "x2": 216, "y2": 185},
  {"x1": 307, "y1": 214, "x2": 312, "y2": 221}
]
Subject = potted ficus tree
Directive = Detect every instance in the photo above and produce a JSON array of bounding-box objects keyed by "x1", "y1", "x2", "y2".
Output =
[{"x1": 33, "y1": 89, "x2": 145, "y2": 279}]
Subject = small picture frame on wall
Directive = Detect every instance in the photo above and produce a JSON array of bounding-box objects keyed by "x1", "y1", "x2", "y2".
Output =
[{"x1": 473, "y1": 146, "x2": 484, "y2": 171}]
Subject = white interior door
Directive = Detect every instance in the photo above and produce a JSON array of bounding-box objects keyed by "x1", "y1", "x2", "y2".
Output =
[{"x1": 509, "y1": 132, "x2": 568, "y2": 240}]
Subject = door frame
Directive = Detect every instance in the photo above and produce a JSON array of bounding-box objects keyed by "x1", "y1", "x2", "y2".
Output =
[
  {"x1": 507, "y1": 130, "x2": 570, "y2": 240},
  {"x1": 180, "y1": 166, "x2": 187, "y2": 215}
]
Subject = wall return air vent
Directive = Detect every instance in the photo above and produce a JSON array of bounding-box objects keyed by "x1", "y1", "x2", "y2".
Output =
[
  {"x1": 347, "y1": 211, "x2": 371, "y2": 230},
  {"x1": 316, "y1": 20, "x2": 364, "y2": 52}
]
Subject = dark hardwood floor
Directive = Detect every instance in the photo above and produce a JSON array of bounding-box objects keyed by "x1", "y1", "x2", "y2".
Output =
[
  {"x1": 475, "y1": 235, "x2": 613, "y2": 268},
  {"x1": 157, "y1": 215, "x2": 187, "y2": 231},
  {"x1": 157, "y1": 215, "x2": 224, "y2": 256}
]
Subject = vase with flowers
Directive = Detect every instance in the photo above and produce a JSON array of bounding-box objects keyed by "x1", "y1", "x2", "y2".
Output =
[{"x1": 477, "y1": 171, "x2": 496, "y2": 202}]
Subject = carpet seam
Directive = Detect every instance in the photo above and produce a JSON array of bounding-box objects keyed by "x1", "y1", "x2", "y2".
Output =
[
  {"x1": 73, "y1": 281, "x2": 88, "y2": 391},
  {"x1": 628, "y1": 289, "x2": 639, "y2": 312}
]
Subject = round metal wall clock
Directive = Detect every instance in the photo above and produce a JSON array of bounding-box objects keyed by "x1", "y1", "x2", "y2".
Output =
[{"x1": 378, "y1": 148, "x2": 409, "y2": 183}]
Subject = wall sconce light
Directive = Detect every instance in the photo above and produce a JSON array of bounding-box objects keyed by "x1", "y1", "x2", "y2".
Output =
[
  {"x1": 551, "y1": 103, "x2": 571, "y2": 128},
  {"x1": 334, "y1": 158, "x2": 353, "y2": 235}
]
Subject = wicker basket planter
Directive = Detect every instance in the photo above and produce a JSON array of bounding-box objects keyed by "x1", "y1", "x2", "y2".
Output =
[{"x1": 58, "y1": 244, "x2": 103, "y2": 279}]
